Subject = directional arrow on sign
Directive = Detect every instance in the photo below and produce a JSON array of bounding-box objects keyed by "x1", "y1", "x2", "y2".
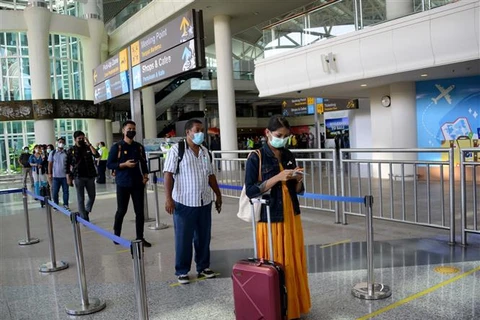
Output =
[
  {"x1": 282, "y1": 101, "x2": 287, "y2": 107},
  {"x1": 180, "y1": 16, "x2": 190, "y2": 36},
  {"x1": 93, "y1": 70, "x2": 97, "y2": 83},
  {"x1": 182, "y1": 46, "x2": 191, "y2": 61}
]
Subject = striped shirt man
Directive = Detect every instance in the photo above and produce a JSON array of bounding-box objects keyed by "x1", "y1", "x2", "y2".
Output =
[{"x1": 163, "y1": 143, "x2": 213, "y2": 207}]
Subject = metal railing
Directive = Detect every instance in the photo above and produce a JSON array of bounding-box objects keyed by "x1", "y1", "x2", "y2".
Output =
[
  {"x1": 460, "y1": 148, "x2": 480, "y2": 245},
  {"x1": 148, "y1": 148, "x2": 341, "y2": 221},
  {"x1": 148, "y1": 146, "x2": 480, "y2": 246},
  {"x1": 339, "y1": 148, "x2": 455, "y2": 243},
  {"x1": 1, "y1": 187, "x2": 150, "y2": 319}
]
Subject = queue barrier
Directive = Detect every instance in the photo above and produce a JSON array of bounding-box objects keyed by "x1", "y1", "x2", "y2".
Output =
[
  {"x1": 151, "y1": 178, "x2": 390, "y2": 300},
  {"x1": 2, "y1": 187, "x2": 148, "y2": 320}
]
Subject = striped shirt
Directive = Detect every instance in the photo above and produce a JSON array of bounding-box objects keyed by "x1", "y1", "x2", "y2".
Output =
[
  {"x1": 48, "y1": 149, "x2": 67, "y2": 178},
  {"x1": 163, "y1": 143, "x2": 213, "y2": 207}
]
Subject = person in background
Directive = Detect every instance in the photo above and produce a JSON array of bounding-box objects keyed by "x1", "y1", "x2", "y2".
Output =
[
  {"x1": 245, "y1": 115, "x2": 311, "y2": 320},
  {"x1": 160, "y1": 134, "x2": 174, "y2": 161},
  {"x1": 48, "y1": 137, "x2": 69, "y2": 210},
  {"x1": 107, "y1": 120, "x2": 151, "y2": 248},
  {"x1": 210, "y1": 134, "x2": 221, "y2": 171},
  {"x1": 163, "y1": 119, "x2": 222, "y2": 284},
  {"x1": 29, "y1": 145, "x2": 47, "y2": 196},
  {"x1": 66, "y1": 131, "x2": 99, "y2": 221},
  {"x1": 96, "y1": 142, "x2": 109, "y2": 184},
  {"x1": 18, "y1": 146, "x2": 34, "y2": 188}
]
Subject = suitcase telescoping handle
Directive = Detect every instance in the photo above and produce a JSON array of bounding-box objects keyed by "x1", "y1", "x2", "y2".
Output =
[{"x1": 250, "y1": 197, "x2": 274, "y2": 262}]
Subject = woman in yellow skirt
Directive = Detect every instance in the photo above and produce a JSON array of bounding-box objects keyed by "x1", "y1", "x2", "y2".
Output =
[{"x1": 245, "y1": 115, "x2": 311, "y2": 319}]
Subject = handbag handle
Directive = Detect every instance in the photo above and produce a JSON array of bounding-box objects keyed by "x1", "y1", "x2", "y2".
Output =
[{"x1": 250, "y1": 197, "x2": 273, "y2": 261}]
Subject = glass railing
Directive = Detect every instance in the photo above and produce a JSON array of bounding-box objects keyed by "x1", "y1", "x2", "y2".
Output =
[
  {"x1": 199, "y1": 68, "x2": 255, "y2": 81},
  {"x1": 263, "y1": 0, "x2": 453, "y2": 58},
  {"x1": 105, "y1": 0, "x2": 153, "y2": 34},
  {"x1": 0, "y1": 0, "x2": 85, "y2": 18}
]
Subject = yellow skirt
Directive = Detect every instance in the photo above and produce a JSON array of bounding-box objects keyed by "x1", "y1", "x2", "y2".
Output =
[{"x1": 256, "y1": 183, "x2": 311, "y2": 319}]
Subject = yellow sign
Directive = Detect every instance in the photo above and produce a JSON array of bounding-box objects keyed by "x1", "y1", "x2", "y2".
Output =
[
  {"x1": 119, "y1": 48, "x2": 128, "y2": 72},
  {"x1": 130, "y1": 41, "x2": 140, "y2": 67},
  {"x1": 317, "y1": 103, "x2": 324, "y2": 114},
  {"x1": 307, "y1": 97, "x2": 314, "y2": 105},
  {"x1": 180, "y1": 16, "x2": 190, "y2": 36}
]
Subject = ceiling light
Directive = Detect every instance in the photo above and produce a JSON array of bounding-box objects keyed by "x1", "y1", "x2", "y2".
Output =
[
  {"x1": 420, "y1": 74, "x2": 428, "y2": 77},
  {"x1": 360, "y1": 84, "x2": 367, "y2": 87}
]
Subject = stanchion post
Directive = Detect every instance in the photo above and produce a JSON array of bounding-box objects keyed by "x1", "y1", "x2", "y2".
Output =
[
  {"x1": 18, "y1": 187, "x2": 40, "y2": 245},
  {"x1": 351, "y1": 196, "x2": 391, "y2": 300},
  {"x1": 333, "y1": 150, "x2": 340, "y2": 224},
  {"x1": 339, "y1": 151, "x2": 347, "y2": 225},
  {"x1": 449, "y1": 146, "x2": 455, "y2": 245},
  {"x1": 148, "y1": 172, "x2": 168, "y2": 230},
  {"x1": 143, "y1": 184, "x2": 155, "y2": 223},
  {"x1": 65, "y1": 212, "x2": 106, "y2": 315},
  {"x1": 39, "y1": 196, "x2": 68, "y2": 272},
  {"x1": 460, "y1": 151, "x2": 467, "y2": 246},
  {"x1": 132, "y1": 240, "x2": 149, "y2": 320}
]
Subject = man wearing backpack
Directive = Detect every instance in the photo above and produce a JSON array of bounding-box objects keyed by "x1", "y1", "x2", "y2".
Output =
[
  {"x1": 66, "y1": 131, "x2": 99, "y2": 221},
  {"x1": 163, "y1": 119, "x2": 222, "y2": 284},
  {"x1": 48, "y1": 137, "x2": 70, "y2": 210},
  {"x1": 107, "y1": 120, "x2": 152, "y2": 248},
  {"x1": 18, "y1": 146, "x2": 33, "y2": 188}
]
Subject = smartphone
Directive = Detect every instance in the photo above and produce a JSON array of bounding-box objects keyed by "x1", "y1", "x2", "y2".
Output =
[{"x1": 292, "y1": 170, "x2": 307, "y2": 176}]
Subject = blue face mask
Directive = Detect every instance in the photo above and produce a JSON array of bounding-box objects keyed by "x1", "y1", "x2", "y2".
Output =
[
  {"x1": 192, "y1": 132, "x2": 204, "y2": 145},
  {"x1": 270, "y1": 135, "x2": 288, "y2": 149}
]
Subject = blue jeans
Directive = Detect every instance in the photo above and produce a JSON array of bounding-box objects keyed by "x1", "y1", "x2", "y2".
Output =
[
  {"x1": 74, "y1": 177, "x2": 96, "y2": 220},
  {"x1": 173, "y1": 202, "x2": 212, "y2": 276},
  {"x1": 52, "y1": 177, "x2": 69, "y2": 207}
]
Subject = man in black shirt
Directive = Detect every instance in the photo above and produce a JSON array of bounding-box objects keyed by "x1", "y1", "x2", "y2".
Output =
[
  {"x1": 66, "y1": 131, "x2": 99, "y2": 221},
  {"x1": 18, "y1": 146, "x2": 34, "y2": 188},
  {"x1": 107, "y1": 120, "x2": 151, "y2": 247}
]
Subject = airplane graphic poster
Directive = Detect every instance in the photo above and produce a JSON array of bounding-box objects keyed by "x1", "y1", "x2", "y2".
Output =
[{"x1": 416, "y1": 75, "x2": 480, "y2": 162}]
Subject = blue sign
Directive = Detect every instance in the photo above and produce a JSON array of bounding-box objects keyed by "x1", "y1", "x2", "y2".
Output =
[
  {"x1": 416, "y1": 75, "x2": 480, "y2": 160},
  {"x1": 93, "y1": 71, "x2": 130, "y2": 104}
]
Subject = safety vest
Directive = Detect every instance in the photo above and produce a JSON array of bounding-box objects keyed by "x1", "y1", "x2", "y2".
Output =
[
  {"x1": 100, "y1": 146, "x2": 109, "y2": 161},
  {"x1": 161, "y1": 143, "x2": 172, "y2": 158}
]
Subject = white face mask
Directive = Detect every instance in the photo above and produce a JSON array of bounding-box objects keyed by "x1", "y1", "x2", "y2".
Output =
[
  {"x1": 58, "y1": 143, "x2": 64, "y2": 149},
  {"x1": 47, "y1": 148, "x2": 52, "y2": 153}
]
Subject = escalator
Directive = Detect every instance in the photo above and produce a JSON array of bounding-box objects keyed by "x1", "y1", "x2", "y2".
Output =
[
  {"x1": 154, "y1": 71, "x2": 203, "y2": 106},
  {"x1": 154, "y1": 71, "x2": 204, "y2": 138},
  {"x1": 157, "y1": 110, "x2": 205, "y2": 138}
]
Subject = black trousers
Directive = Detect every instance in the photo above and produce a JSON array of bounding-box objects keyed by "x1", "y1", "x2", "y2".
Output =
[
  {"x1": 97, "y1": 160, "x2": 107, "y2": 183},
  {"x1": 113, "y1": 185, "x2": 145, "y2": 240}
]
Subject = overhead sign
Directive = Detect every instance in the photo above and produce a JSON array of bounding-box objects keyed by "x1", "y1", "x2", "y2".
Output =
[
  {"x1": 282, "y1": 97, "x2": 323, "y2": 116},
  {"x1": 93, "y1": 48, "x2": 128, "y2": 86},
  {"x1": 318, "y1": 98, "x2": 359, "y2": 112},
  {"x1": 93, "y1": 71, "x2": 129, "y2": 104},
  {"x1": 131, "y1": 39, "x2": 199, "y2": 90},
  {"x1": 130, "y1": 10, "x2": 195, "y2": 67}
]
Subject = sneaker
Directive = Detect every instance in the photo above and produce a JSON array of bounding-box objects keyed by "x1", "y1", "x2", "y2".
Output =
[
  {"x1": 64, "y1": 205, "x2": 70, "y2": 211},
  {"x1": 139, "y1": 238, "x2": 152, "y2": 248},
  {"x1": 177, "y1": 274, "x2": 190, "y2": 284},
  {"x1": 198, "y1": 268, "x2": 216, "y2": 279}
]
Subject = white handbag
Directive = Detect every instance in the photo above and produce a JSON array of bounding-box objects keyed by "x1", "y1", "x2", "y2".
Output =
[{"x1": 237, "y1": 150, "x2": 262, "y2": 222}]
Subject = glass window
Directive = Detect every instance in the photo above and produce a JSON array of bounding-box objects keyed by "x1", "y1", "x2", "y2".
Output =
[
  {"x1": 9, "y1": 121, "x2": 23, "y2": 134},
  {"x1": 26, "y1": 121, "x2": 34, "y2": 132}
]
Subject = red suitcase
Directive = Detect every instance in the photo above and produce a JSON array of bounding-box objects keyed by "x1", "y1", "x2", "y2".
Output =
[{"x1": 232, "y1": 197, "x2": 287, "y2": 320}]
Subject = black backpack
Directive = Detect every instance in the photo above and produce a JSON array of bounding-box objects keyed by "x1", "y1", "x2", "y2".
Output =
[{"x1": 175, "y1": 139, "x2": 212, "y2": 174}]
